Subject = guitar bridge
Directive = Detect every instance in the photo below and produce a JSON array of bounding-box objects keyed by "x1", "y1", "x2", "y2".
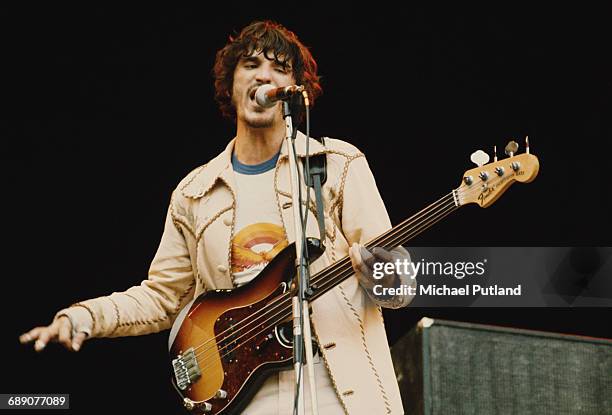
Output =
[{"x1": 172, "y1": 348, "x2": 202, "y2": 390}]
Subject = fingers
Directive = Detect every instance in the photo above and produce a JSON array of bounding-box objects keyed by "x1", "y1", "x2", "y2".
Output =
[
  {"x1": 71, "y1": 332, "x2": 88, "y2": 352},
  {"x1": 350, "y1": 243, "x2": 376, "y2": 277},
  {"x1": 24, "y1": 326, "x2": 53, "y2": 351},
  {"x1": 20, "y1": 317, "x2": 76, "y2": 352},
  {"x1": 33, "y1": 323, "x2": 57, "y2": 352},
  {"x1": 391, "y1": 246, "x2": 411, "y2": 267},
  {"x1": 348, "y1": 243, "x2": 362, "y2": 271},
  {"x1": 358, "y1": 246, "x2": 376, "y2": 268},
  {"x1": 371, "y1": 246, "x2": 394, "y2": 262},
  {"x1": 19, "y1": 326, "x2": 42, "y2": 343},
  {"x1": 58, "y1": 318, "x2": 73, "y2": 349}
]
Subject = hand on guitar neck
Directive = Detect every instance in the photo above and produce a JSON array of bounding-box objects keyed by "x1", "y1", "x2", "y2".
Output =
[{"x1": 349, "y1": 243, "x2": 417, "y2": 309}]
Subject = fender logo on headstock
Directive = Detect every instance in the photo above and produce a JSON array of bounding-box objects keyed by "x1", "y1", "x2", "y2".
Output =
[
  {"x1": 477, "y1": 170, "x2": 524, "y2": 205},
  {"x1": 457, "y1": 139, "x2": 539, "y2": 208}
]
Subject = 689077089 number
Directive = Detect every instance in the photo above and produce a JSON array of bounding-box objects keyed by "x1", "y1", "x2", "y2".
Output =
[{"x1": 1, "y1": 394, "x2": 69, "y2": 409}]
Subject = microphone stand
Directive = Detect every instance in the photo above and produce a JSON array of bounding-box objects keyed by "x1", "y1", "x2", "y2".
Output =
[{"x1": 282, "y1": 99, "x2": 319, "y2": 415}]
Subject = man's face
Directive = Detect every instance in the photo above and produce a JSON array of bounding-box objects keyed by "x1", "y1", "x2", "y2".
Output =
[{"x1": 232, "y1": 50, "x2": 296, "y2": 129}]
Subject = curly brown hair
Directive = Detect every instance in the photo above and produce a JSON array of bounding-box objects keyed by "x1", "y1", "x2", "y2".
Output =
[{"x1": 213, "y1": 20, "x2": 322, "y2": 120}]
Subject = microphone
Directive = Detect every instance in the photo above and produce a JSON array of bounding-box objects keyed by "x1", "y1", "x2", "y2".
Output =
[{"x1": 255, "y1": 84, "x2": 305, "y2": 108}]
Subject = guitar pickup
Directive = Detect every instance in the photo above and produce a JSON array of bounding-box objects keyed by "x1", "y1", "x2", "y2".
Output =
[{"x1": 172, "y1": 348, "x2": 202, "y2": 390}]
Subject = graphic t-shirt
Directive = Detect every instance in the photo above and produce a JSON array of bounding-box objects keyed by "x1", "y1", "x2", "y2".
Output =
[{"x1": 231, "y1": 151, "x2": 288, "y2": 287}]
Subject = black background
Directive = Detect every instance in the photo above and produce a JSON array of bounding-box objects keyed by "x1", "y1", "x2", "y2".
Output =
[{"x1": 2, "y1": 4, "x2": 611, "y2": 414}]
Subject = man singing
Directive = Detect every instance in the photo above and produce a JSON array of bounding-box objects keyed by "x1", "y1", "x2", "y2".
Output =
[{"x1": 21, "y1": 20, "x2": 416, "y2": 414}]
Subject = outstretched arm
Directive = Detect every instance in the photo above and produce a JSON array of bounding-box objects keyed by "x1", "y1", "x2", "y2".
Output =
[{"x1": 20, "y1": 193, "x2": 195, "y2": 351}]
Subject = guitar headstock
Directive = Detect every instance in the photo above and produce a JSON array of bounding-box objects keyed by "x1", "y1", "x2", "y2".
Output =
[{"x1": 455, "y1": 138, "x2": 540, "y2": 208}]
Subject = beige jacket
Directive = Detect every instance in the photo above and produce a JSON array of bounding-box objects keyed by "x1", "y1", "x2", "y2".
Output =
[{"x1": 58, "y1": 132, "x2": 405, "y2": 414}]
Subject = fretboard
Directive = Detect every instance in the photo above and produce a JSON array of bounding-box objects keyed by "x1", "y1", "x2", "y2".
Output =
[{"x1": 309, "y1": 190, "x2": 459, "y2": 301}]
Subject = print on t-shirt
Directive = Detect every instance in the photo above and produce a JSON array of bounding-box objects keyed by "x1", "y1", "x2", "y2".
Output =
[{"x1": 231, "y1": 222, "x2": 288, "y2": 276}]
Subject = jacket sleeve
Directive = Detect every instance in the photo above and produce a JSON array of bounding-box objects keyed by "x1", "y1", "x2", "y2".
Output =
[
  {"x1": 340, "y1": 154, "x2": 392, "y2": 246},
  {"x1": 54, "y1": 193, "x2": 196, "y2": 338},
  {"x1": 340, "y1": 154, "x2": 415, "y2": 309}
]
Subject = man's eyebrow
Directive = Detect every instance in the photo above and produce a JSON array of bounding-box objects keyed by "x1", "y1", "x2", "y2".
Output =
[
  {"x1": 275, "y1": 60, "x2": 292, "y2": 70},
  {"x1": 240, "y1": 56, "x2": 261, "y2": 64},
  {"x1": 239, "y1": 54, "x2": 292, "y2": 70}
]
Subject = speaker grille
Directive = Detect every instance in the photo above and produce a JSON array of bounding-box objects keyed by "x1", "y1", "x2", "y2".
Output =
[{"x1": 392, "y1": 319, "x2": 612, "y2": 415}]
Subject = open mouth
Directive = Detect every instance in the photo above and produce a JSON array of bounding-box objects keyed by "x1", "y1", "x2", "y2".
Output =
[{"x1": 249, "y1": 87, "x2": 258, "y2": 101}]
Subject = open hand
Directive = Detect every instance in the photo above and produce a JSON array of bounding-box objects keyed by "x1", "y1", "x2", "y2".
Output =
[{"x1": 20, "y1": 316, "x2": 88, "y2": 352}]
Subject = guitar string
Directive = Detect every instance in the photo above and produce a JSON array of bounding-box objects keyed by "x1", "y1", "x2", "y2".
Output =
[
  {"x1": 189, "y1": 188, "x2": 462, "y2": 350},
  {"x1": 188, "y1": 195, "x2": 458, "y2": 363},
  {"x1": 190, "y1": 183, "x2": 483, "y2": 365},
  {"x1": 188, "y1": 177, "x2": 499, "y2": 364},
  {"x1": 187, "y1": 190, "x2": 457, "y2": 357},
  {"x1": 192, "y1": 167, "x2": 514, "y2": 370},
  {"x1": 183, "y1": 162, "x2": 524, "y2": 357},
  {"x1": 313, "y1": 203, "x2": 459, "y2": 295},
  {"x1": 192, "y1": 200, "x2": 461, "y2": 372},
  {"x1": 187, "y1": 175, "x2": 503, "y2": 365}
]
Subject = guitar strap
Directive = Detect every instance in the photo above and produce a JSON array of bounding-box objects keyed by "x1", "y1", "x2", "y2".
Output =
[{"x1": 303, "y1": 136, "x2": 327, "y2": 247}]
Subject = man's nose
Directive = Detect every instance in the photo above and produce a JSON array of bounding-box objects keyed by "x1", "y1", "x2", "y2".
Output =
[{"x1": 255, "y1": 65, "x2": 273, "y2": 84}]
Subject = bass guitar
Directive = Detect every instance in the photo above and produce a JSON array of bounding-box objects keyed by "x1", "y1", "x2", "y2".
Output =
[{"x1": 168, "y1": 142, "x2": 540, "y2": 414}]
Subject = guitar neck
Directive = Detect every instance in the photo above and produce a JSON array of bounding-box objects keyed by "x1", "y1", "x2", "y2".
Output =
[{"x1": 309, "y1": 190, "x2": 459, "y2": 301}]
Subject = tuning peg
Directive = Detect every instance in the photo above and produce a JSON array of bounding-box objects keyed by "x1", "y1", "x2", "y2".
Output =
[
  {"x1": 470, "y1": 149, "x2": 490, "y2": 167},
  {"x1": 525, "y1": 135, "x2": 530, "y2": 154},
  {"x1": 504, "y1": 140, "x2": 519, "y2": 157},
  {"x1": 493, "y1": 145, "x2": 498, "y2": 162}
]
